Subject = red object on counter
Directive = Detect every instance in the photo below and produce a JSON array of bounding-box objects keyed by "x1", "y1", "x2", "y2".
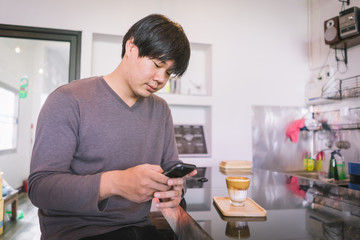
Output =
[
  {"x1": 316, "y1": 151, "x2": 325, "y2": 160},
  {"x1": 23, "y1": 180, "x2": 28, "y2": 192},
  {"x1": 285, "y1": 118, "x2": 306, "y2": 143},
  {"x1": 286, "y1": 176, "x2": 306, "y2": 198}
]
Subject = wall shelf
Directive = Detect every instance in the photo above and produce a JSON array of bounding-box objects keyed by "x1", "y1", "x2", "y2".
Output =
[
  {"x1": 322, "y1": 75, "x2": 360, "y2": 100},
  {"x1": 311, "y1": 105, "x2": 360, "y2": 131},
  {"x1": 330, "y1": 34, "x2": 360, "y2": 49},
  {"x1": 307, "y1": 123, "x2": 360, "y2": 131},
  {"x1": 156, "y1": 93, "x2": 213, "y2": 107}
]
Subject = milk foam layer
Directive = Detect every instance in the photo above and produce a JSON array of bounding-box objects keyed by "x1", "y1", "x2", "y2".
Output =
[{"x1": 228, "y1": 189, "x2": 247, "y2": 202}]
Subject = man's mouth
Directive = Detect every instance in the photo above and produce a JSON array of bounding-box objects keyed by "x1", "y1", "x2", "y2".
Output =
[{"x1": 147, "y1": 82, "x2": 158, "y2": 92}]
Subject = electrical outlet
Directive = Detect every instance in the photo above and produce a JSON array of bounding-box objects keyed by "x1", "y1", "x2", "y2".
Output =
[{"x1": 326, "y1": 64, "x2": 335, "y2": 80}]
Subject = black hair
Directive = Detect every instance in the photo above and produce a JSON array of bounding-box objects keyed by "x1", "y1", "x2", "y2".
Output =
[{"x1": 122, "y1": 14, "x2": 190, "y2": 77}]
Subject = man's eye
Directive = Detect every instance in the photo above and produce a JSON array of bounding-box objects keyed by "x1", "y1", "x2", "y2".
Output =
[
  {"x1": 152, "y1": 60, "x2": 172, "y2": 76},
  {"x1": 153, "y1": 61, "x2": 160, "y2": 68}
]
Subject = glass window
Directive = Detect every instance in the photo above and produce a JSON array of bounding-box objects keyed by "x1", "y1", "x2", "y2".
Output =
[
  {"x1": 0, "y1": 24, "x2": 81, "y2": 159},
  {"x1": 0, "y1": 82, "x2": 19, "y2": 153}
]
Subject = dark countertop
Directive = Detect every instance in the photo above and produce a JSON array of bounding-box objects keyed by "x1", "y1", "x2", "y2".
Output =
[{"x1": 159, "y1": 166, "x2": 360, "y2": 240}]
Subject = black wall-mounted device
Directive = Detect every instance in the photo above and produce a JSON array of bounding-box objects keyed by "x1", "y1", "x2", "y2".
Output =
[{"x1": 324, "y1": 16, "x2": 341, "y2": 45}]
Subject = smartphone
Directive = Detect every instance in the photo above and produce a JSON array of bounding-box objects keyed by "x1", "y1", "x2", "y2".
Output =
[{"x1": 163, "y1": 163, "x2": 196, "y2": 178}]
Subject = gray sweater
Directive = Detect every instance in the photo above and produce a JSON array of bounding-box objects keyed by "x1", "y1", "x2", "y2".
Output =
[{"x1": 28, "y1": 76, "x2": 181, "y2": 240}]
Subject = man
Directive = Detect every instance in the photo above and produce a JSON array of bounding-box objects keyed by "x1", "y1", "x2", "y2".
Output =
[{"x1": 28, "y1": 14, "x2": 196, "y2": 240}]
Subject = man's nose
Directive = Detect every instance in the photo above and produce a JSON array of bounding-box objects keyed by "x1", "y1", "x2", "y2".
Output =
[{"x1": 154, "y1": 69, "x2": 169, "y2": 84}]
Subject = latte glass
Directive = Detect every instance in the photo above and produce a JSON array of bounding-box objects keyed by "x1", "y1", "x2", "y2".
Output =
[{"x1": 226, "y1": 176, "x2": 250, "y2": 207}]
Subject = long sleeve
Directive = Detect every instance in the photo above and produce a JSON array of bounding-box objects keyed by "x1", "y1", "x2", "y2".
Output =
[{"x1": 28, "y1": 90, "x2": 103, "y2": 213}]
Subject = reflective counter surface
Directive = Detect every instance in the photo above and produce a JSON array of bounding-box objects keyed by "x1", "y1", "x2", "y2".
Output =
[{"x1": 157, "y1": 167, "x2": 360, "y2": 240}]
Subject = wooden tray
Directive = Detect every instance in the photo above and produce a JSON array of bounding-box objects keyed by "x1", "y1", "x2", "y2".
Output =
[
  {"x1": 219, "y1": 168, "x2": 252, "y2": 176},
  {"x1": 213, "y1": 202, "x2": 267, "y2": 222},
  {"x1": 219, "y1": 161, "x2": 252, "y2": 170},
  {"x1": 213, "y1": 196, "x2": 266, "y2": 217}
]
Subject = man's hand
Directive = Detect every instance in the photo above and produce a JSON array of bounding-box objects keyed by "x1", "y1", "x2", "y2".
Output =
[
  {"x1": 99, "y1": 164, "x2": 171, "y2": 202},
  {"x1": 154, "y1": 169, "x2": 197, "y2": 208}
]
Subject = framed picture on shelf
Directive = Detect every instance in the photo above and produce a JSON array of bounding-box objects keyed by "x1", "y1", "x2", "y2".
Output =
[{"x1": 174, "y1": 124, "x2": 208, "y2": 157}]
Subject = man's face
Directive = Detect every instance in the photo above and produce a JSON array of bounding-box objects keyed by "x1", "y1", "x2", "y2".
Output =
[{"x1": 126, "y1": 41, "x2": 174, "y2": 99}]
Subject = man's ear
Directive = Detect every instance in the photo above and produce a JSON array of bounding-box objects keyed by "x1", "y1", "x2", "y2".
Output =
[{"x1": 125, "y1": 37, "x2": 136, "y2": 57}]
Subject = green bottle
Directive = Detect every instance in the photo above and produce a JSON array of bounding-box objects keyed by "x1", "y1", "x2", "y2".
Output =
[{"x1": 328, "y1": 150, "x2": 339, "y2": 180}]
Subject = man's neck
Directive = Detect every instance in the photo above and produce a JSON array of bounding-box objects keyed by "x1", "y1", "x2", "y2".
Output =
[{"x1": 103, "y1": 67, "x2": 138, "y2": 107}]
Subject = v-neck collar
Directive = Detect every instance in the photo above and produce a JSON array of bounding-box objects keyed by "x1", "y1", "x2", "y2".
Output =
[{"x1": 100, "y1": 77, "x2": 144, "y2": 111}]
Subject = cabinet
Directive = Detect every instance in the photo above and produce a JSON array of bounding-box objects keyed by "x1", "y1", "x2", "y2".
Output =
[{"x1": 91, "y1": 33, "x2": 213, "y2": 160}]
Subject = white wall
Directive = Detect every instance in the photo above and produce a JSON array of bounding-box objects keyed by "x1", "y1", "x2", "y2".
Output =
[{"x1": 0, "y1": 0, "x2": 310, "y2": 187}]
